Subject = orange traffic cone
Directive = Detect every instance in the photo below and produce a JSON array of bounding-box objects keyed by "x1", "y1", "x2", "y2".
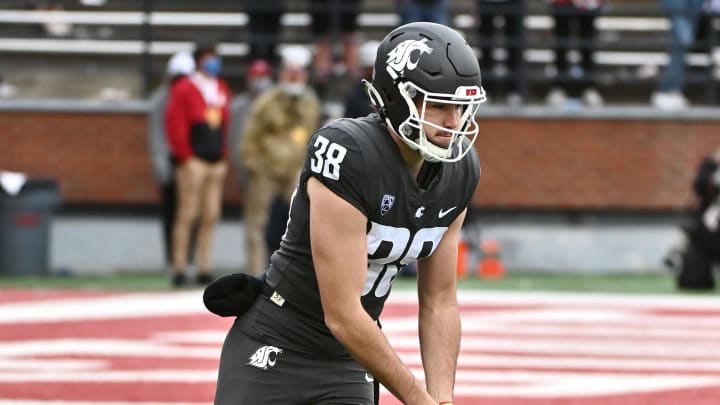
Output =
[
  {"x1": 478, "y1": 239, "x2": 505, "y2": 280},
  {"x1": 456, "y1": 238, "x2": 469, "y2": 278}
]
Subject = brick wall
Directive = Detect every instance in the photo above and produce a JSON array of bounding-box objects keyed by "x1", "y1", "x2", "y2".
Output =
[
  {"x1": 1, "y1": 109, "x2": 718, "y2": 210},
  {"x1": 473, "y1": 118, "x2": 719, "y2": 210}
]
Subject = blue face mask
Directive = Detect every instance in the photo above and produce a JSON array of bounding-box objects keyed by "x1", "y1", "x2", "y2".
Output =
[{"x1": 202, "y1": 56, "x2": 222, "y2": 77}]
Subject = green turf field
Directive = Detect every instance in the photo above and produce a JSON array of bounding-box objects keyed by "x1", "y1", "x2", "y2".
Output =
[{"x1": 0, "y1": 271, "x2": 717, "y2": 295}]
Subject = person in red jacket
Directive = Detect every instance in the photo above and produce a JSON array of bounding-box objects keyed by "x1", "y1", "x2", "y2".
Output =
[{"x1": 165, "y1": 43, "x2": 231, "y2": 287}]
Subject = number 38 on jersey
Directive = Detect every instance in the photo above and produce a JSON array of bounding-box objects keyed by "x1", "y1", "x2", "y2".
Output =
[{"x1": 310, "y1": 135, "x2": 348, "y2": 180}]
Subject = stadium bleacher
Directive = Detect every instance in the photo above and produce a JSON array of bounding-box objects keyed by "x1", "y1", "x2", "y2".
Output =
[{"x1": 0, "y1": 0, "x2": 718, "y2": 104}]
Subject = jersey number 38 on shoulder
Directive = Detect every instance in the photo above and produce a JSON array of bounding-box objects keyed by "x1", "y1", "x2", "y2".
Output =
[{"x1": 311, "y1": 135, "x2": 348, "y2": 180}]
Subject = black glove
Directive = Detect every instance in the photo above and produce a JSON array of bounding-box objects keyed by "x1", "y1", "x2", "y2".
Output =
[{"x1": 202, "y1": 273, "x2": 264, "y2": 317}]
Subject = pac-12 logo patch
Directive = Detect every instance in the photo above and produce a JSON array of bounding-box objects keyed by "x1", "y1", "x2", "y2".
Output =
[
  {"x1": 386, "y1": 38, "x2": 433, "y2": 74},
  {"x1": 380, "y1": 194, "x2": 395, "y2": 216},
  {"x1": 247, "y1": 345, "x2": 283, "y2": 370}
]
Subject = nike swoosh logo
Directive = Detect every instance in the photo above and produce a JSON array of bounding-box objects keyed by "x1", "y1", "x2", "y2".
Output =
[
  {"x1": 438, "y1": 207, "x2": 456, "y2": 218},
  {"x1": 365, "y1": 373, "x2": 375, "y2": 383}
]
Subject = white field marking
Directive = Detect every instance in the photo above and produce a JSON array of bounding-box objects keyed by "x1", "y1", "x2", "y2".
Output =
[
  {"x1": 0, "y1": 339, "x2": 219, "y2": 359},
  {"x1": 389, "y1": 335, "x2": 720, "y2": 358},
  {"x1": 2, "y1": 367, "x2": 719, "y2": 399},
  {"x1": 383, "y1": 369, "x2": 720, "y2": 398},
  {"x1": 0, "y1": 369, "x2": 216, "y2": 383},
  {"x1": 0, "y1": 401, "x2": 206, "y2": 405},
  {"x1": 0, "y1": 359, "x2": 107, "y2": 370},
  {"x1": 455, "y1": 320, "x2": 720, "y2": 340},
  {"x1": 151, "y1": 331, "x2": 226, "y2": 344},
  {"x1": 397, "y1": 352, "x2": 720, "y2": 372},
  {"x1": 2, "y1": 289, "x2": 717, "y2": 325},
  {"x1": 462, "y1": 309, "x2": 720, "y2": 329},
  {"x1": 449, "y1": 371, "x2": 720, "y2": 397},
  {"x1": 383, "y1": 312, "x2": 720, "y2": 335},
  {"x1": 389, "y1": 289, "x2": 720, "y2": 309},
  {"x1": 0, "y1": 291, "x2": 206, "y2": 324},
  {"x1": 450, "y1": 374, "x2": 720, "y2": 397},
  {"x1": 437, "y1": 290, "x2": 720, "y2": 309},
  {"x1": 154, "y1": 318, "x2": 720, "y2": 348},
  {"x1": 461, "y1": 307, "x2": 634, "y2": 323},
  {"x1": 4, "y1": 337, "x2": 720, "y2": 374},
  {"x1": 429, "y1": 370, "x2": 719, "y2": 384}
]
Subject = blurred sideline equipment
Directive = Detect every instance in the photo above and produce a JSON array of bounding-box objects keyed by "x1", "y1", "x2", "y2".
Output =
[
  {"x1": 456, "y1": 238, "x2": 469, "y2": 278},
  {"x1": 456, "y1": 238, "x2": 506, "y2": 279},
  {"x1": 664, "y1": 152, "x2": 719, "y2": 290},
  {"x1": 479, "y1": 239, "x2": 506, "y2": 279},
  {"x1": 0, "y1": 174, "x2": 62, "y2": 276}
]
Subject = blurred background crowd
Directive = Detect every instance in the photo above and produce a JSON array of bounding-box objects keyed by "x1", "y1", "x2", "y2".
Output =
[
  {"x1": 1, "y1": 0, "x2": 719, "y2": 110},
  {"x1": 1, "y1": 0, "x2": 720, "y2": 290}
]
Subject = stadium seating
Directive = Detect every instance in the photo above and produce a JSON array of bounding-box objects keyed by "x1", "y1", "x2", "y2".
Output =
[{"x1": 0, "y1": 0, "x2": 718, "y2": 104}]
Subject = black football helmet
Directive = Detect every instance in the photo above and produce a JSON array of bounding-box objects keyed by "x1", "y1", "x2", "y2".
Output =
[{"x1": 365, "y1": 22, "x2": 486, "y2": 162}]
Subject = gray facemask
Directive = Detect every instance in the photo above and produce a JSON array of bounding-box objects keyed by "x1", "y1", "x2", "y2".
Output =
[
  {"x1": 250, "y1": 77, "x2": 272, "y2": 94},
  {"x1": 280, "y1": 82, "x2": 305, "y2": 97}
]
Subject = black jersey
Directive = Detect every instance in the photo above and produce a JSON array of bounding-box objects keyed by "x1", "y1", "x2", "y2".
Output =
[{"x1": 245, "y1": 114, "x2": 480, "y2": 357}]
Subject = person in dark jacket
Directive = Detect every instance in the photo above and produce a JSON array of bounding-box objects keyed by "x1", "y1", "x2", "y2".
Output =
[
  {"x1": 343, "y1": 40, "x2": 379, "y2": 118},
  {"x1": 666, "y1": 149, "x2": 720, "y2": 290}
]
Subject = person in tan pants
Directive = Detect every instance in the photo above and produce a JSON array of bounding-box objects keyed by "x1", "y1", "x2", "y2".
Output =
[
  {"x1": 173, "y1": 158, "x2": 227, "y2": 283},
  {"x1": 165, "y1": 43, "x2": 232, "y2": 287},
  {"x1": 240, "y1": 46, "x2": 320, "y2": 276}
]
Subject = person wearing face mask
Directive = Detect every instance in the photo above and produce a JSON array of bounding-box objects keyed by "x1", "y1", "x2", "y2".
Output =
[
  {"x1": 229, "y1": 59, "x2": 287, "y2": 266},
  {"x1": 230, "y1": 59, "x2": 274, "y2": 185},
  {"x1": 165, "y1": 42, "x2": 232, "y2": 287},
  {"x1": 239, "y1": 46, "x2": 320, "y2": 277}
]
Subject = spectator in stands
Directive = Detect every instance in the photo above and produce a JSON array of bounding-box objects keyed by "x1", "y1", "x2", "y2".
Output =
[
  {"x1": 240, "y1": 46, "x2": 320, "y2": 276},
  {"x1": 149, "y1": 51, "x2": 196, "y2": 273},
  {"x1": 476, "y1": 0, "x2": 527, "y2": 105},
  {"x1": 397, "y1": 0, "x2": 450, "y2": 25},
  {"x1": 226, "y1": 59, "x2": 289, "y2": 269},
  {"x1": 229, "y1": 59, "x2": 274, "y2": 183},
  {"x1": 0, "y1": 75, "x2": 17, "y2": 99},
  {"x1": 651, "y1": 0, "x2": 704, "y2": 110},
  {"x1": 36, "y1": 0, "x2": 73, "y2": 37},
  {"x1": 546, "y1": 0, "x2": 605, "y2": 108},
  {"x1": 310, "y1": 0, "x2": 362, "y2": 83},
  {"x1": 165, "y1": 43, "x2": 231, "y2": 287},
  {"x1": 695, "y1": 0, "x2": 720, "y2": 90},
  {"x1": 245, "y1": 0, "x2": 285, "y2": 66},
  {"x1": 343, "y1": 40, "x2": 379, "y2": 118}
]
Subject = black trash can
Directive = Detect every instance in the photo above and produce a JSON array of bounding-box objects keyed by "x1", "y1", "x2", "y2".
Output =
[{"x1": 0, "y1": 178, "x2": 62, "y2": 275}]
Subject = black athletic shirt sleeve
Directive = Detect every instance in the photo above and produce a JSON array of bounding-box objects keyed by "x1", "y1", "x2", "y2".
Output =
[{"x1": 305, "y1": 125, "x2": 369, "y2": 217}]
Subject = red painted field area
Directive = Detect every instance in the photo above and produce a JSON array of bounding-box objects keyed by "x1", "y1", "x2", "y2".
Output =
[{"x1": 0, "y1": 289, "x2": 719, "y2": 404}]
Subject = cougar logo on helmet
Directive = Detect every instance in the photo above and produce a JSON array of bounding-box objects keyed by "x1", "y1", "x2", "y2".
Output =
[{"x1": 386, "y1": 38, "x2": 433, "y2": 74}]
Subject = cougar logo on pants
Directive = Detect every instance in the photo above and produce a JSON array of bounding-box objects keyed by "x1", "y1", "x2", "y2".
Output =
[{"x1": 247, "y1": 345, "x2": 283, "y2": 370}]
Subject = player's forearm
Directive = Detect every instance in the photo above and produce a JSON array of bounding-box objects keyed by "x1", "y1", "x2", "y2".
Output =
[
  {"x1": 419, "y1": 302, "x2": 461, "y2": 401},
  {"x1": 326, "y1": 307, "x2": 435, "y2": 405}
]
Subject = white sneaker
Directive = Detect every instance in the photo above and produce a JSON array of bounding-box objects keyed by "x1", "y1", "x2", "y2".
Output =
[
  {"x1": 546, "y1": 88, "x2": 567, "y2": 107},
  {"x1": 582, "y1": 88, "x2": 604, "y2": 108},
  {"x1": 506, "y1": 92, "x2": 523, "y2": 107},
  {"x1": 651, "y1": 91, "x2": 688, "y2": 111}
]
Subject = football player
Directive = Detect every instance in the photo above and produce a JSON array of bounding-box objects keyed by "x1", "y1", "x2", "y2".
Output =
[{"x1": 213, "y1": 22, "x2": 486, "y2": 405}]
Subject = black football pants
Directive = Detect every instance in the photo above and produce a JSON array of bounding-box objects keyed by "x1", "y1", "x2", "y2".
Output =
[{"x1": 214, "y1": 322, "x2": 375, "y2": 405}]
